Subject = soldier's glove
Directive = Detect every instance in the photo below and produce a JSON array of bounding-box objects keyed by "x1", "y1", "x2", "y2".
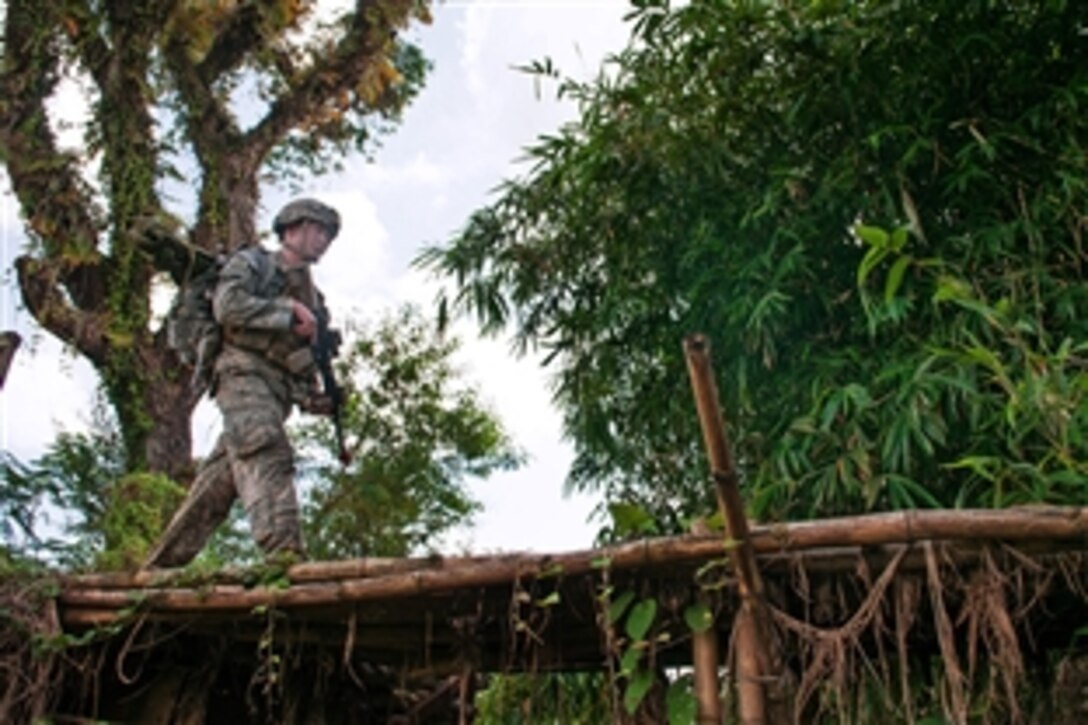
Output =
[{"x1": 301, "y1": 394, "x2": 335, "y2": 416}]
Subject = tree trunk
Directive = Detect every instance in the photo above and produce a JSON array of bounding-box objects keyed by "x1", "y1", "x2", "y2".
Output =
[{"x1": 143, "y1": 362, "x2": 199, "y2": 483}]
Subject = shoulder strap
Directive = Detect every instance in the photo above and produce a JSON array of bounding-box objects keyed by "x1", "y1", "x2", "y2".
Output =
[{"x1": 233, "y1": 245, "x2": 280, "y2": 294}]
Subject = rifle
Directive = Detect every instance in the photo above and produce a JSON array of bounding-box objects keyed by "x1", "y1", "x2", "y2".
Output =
[{"x1": 311, "y1": 307, "x2": 352, "y2": 466}]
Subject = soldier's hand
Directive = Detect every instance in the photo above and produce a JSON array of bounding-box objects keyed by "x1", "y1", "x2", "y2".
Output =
[{"x1": 290, "y1": 300, "x2": 317, "y2": 342}]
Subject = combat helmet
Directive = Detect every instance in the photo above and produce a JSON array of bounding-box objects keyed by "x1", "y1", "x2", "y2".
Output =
[{"x1": 272, "y1": 198, "x2": 340, "y2": 240}]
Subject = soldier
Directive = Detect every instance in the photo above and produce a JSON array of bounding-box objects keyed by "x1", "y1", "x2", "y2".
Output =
[{"x1": 144, "y1": 198, "x2": 341, "y2": 569}]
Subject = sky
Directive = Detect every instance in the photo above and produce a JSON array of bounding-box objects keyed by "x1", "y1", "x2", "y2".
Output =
[{"x1": 0, "y1": 1, "x2": 636, "y2": 554}]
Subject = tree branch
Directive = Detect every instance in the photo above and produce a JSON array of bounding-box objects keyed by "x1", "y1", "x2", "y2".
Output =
[
  {"x1": 245, "y1": 0, "x2": 418, "y2": 161},
  {"x1": 57, "y1": 0, "x2": 112, "y2": 88},
  {"x1": 0, "y1": 0, "x2": 107, "y2": 314},
  {"x1": 194, "y1": 2, "x2": 267, "y2": 84},
  {"x1": 161, "y1": 7, "x2": 257, "y2": 251},
  {"x1": 15, "y1": 256, "x2": 108, "y2": 365}
]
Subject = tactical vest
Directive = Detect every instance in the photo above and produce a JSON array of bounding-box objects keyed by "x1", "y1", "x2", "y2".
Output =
[{"x1": 220, "y1": 248, "x2": 318, "y2": 379}]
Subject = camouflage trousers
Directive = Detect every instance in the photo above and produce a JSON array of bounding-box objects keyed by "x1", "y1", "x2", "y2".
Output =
[{"x1": 144, "y1": 372, "x2": 304, "y2": 568}]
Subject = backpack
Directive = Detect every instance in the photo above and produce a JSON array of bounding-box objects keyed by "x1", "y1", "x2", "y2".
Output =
[
  {"x1": 165, "y1": 246, "x2": 226, "y2": 395},
  {"x1": 166, "y1": 245, "x2": 280, "y2": 395}
]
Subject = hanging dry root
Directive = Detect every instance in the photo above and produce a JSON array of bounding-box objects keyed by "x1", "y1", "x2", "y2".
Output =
[
  {"x1": 925, "y1": 541, "x2": 968, "y2": 724},
  {"x1": 959, "y1": 548, "x2": 1024, "y2": 722},
  {"x1": 0, "y1": 572, "x2": 64, "y2": 722},
  {"x1": 765, "y1": 544, "x2": 1086, "y2": 724},
  {"x1": 894, "y1": 573, "x2": 922, "y2": 723},
  {"x1": 771, "y1": 547, "x2": 908, "y2": 719}
]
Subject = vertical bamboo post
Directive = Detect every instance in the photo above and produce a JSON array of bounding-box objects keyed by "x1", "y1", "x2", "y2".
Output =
[
  {"x1": 733, "y1": 607, "x2": 766, "y2": 725},
  {"x1": 683, "y1": 334, "x2": 777, "y2": 723},
  {"x1": 691, "y1": 592, "x2": 722, "y2": 723},
  {"x1": 689, "y1": 519, "x2": 723, "y2": 723}
]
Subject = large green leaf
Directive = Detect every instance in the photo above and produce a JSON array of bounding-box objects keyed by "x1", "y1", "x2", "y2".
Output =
[
  {"x1": 623, "y1": 669, "x2": 654, "y2": 715},
  {"x1": 625, "y1": 598, "x2": 658, "y2": 642}
]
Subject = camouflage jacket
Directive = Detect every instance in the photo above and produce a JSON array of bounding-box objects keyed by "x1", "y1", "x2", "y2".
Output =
[{"x1": 212, "y1": 245, "x2": 327, "y2": 404}]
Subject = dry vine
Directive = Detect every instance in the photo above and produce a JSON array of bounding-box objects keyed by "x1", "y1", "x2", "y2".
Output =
[
  {"x1": 766, "y1": 545, "x2": 1088, "y2": 724},
  {"x1": 771, "y1": 547, "x2": 909, "y2": 719},
  {"x1": 0, "y1": 572, "x2": 65, "y2": 722}
]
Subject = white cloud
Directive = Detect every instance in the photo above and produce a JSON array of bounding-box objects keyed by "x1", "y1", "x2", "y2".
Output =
[
  {"x1": 460, "y1": 4, "x2": 493, "y2": 101},
  {"x1": 0, "y1": 335, "x2": 101, "y2": 461},
  {"x1": 356, "y1": 151, "x2": 450, "y2": 192}
]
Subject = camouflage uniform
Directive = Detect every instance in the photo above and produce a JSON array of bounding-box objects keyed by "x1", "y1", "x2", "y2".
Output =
[{"x1": 146, "y1": 244, "x2": 329, "y2": 568}]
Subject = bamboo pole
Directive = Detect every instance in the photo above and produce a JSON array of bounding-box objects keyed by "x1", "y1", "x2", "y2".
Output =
[
  {"x1": 684, "y1": 334, "x2": 777, "y2": 722},
  {"x1": 689, "y1": 518, "x2": 723, "y2": 724},
  {"x1": 61, "y1": 506, "x2": 1087, "y2": 591},
  {"x1": 58, "y1": 509, "x2": 1088, "y2": 607},
  {"x1": 733, "y1": 607, "x2": 764, "y2": 725},
  {"x1": 682, "y1": 335, "x2": 766, "y2": 604},
  {"x1": 691, "y1": 593, "x2": 722, "y2": 724},
  {"x1": 63, "y1": 555, "x2": 467, "y2": 589},
  {"x1": 59, "y1": 542, "x2": 1087, "y2": 627},
  {"x1": 61, "y1": 542, "x2": 1088, "y2": 631}
]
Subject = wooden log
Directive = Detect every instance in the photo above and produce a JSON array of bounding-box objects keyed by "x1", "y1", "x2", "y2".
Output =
[
  {"x1": 58, "y1": 509, "x2": 1088, "y2": 621},
  {"x1": 60, "y1": 506, "x2": 1088, "y2": 593},
  {"x1": 61, "y1": 539, "x2": 1088, "y2": 618}
]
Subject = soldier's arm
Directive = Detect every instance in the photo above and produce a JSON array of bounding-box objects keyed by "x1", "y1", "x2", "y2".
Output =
[{"x1": 212, "y1": 251, "x2": 294, "y2": 331}]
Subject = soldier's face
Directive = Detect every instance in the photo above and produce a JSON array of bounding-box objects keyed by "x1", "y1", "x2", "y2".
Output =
[{"x1": 295, "y1": 221, "x2": 333, "y2": 262}]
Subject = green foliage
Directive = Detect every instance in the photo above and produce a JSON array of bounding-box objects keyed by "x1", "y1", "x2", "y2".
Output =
[
  {"x1": 192, "y1": 506, "x2": 262, "y2": 570},
  {"x1": 598, "y1": 574, "x2": 671, "y2": 718},
  {"x1": 0, "y1": 416, "x2": 125, "y2": 567},
  {"x1": 475, "y1": 672, "x2": 613, "y2": 724},
  {"x1": 683, "y1": 601, "x2": 712, "y2": 634},
  {"x1": 93, "y1": 471, "x2": 183, "y2": 571},
  {"x1": 265, "y1": 39, "x2": 432, "y2": 183},
  {"x1": 0, "y1": 415, "x2": 185, "y2": 571},
  {"x1": 605, "y1": 501, "x2": 659, "y2": 540},
  {"x1": 665, "y1": 675, "x2": 697, "y2": 725},
  {"x1": 294, "y1": 305, "x2": 524, "y2": 559},
  {"x1": 420, "y1": 0, "x2": 1088, "y2": 527}
]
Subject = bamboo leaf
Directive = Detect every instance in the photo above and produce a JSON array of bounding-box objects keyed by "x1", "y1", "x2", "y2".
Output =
[
  {"x1": 884, "y1": 254, "x2": 912, "y2": 301},
  {"x1": 855, "y1": 224, "x2": 890, "y2": 248},
  {"x1": 887, "y1": 228, "x2": 906, "y2": 252},
  {"x1": 857, "y1": 245, "x2": 889, "y2": 288}
]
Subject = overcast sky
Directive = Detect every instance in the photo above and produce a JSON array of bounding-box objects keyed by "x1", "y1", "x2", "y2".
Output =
[{"x1": 0, "y1": 1, "x2": 635, "y2": 553}]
